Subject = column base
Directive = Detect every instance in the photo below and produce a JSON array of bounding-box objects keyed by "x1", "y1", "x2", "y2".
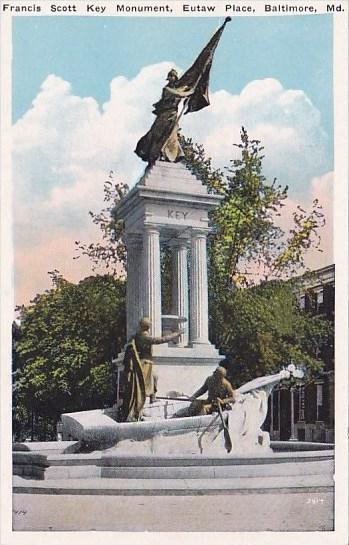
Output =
[{"x1": 151, "y1": 343, "x2": 223, "y2": 364}]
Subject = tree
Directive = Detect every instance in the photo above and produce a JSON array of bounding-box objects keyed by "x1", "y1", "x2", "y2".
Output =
[
  {"x1": 76, "y1": 130, "x2": 325, "y2": 290},
  {"x1": 13, "y1": 272, "x2": 126, "y2": 440},
  {"x1": 179, "y1": 129, "x2": 328, "y2": 373},
  {"x1": 217, "y1": 280, "x2": 332, "y2": 386},
  {"x1": 13, "y1": 125, "x2": 332, "y2": 443},
  {"x1": 180, "y1": 128, "x2": 325, "y2": 288}
]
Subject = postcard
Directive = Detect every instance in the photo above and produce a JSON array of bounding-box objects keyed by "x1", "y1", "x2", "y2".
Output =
[{"x1": 1, "y1": 1, "x2": 348, "y2": 544}]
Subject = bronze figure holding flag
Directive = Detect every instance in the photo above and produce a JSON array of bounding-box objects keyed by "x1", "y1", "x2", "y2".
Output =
[{"x1": 135, "y1": 17, "x2": 231, "y2": 166}]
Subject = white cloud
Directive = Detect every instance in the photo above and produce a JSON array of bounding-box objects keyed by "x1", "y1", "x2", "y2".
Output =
[
  {"x1": 181, "y1": 78, "x2": 330, "y2": 193},
  {"x1": 13, "y1": 64, "x2": 332, "y2": 304}
]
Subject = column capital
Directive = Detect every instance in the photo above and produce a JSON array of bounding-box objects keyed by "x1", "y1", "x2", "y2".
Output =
[
  {"x1": 191, "y1": 228, "x2": 209, "y2": 239},
  {"x1": 144, "y1": 224, "x2": 161, "y2": 235},
  {"x1": 169, "y1": 237, "x2": 190, "y2": 249},
  {"x1": 125, "y1": 233, "x2": 142, "y2": 247}
]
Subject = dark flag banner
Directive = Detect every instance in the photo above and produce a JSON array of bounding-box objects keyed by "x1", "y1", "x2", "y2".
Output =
[{"x1": 179, "y1": 17, "x2": 232, "y2": 114}]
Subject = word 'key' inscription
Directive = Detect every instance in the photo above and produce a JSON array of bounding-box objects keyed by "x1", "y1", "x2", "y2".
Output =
[{"x1": 168, "y1": 210, "x2": 189, "y2": 220}]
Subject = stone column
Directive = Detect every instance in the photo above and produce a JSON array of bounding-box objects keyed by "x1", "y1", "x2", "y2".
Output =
[
  {"x1": 190, "y1": 229, "x2": 209, "y2": 345},
  {"x1": 277, "y1": 389, "x2": 281, "y2": 440},
  {"x1": 289, "y1": 387, "x2": 298, "y2": 441},
  {"x1": 327, "y1": 372, "x2": 334, "y2": 427},
  {"x1": 270, "y1": 391, "x2": 274, "y2": 437},
  {"x1": 171, "y1": 240, "x2": 189, "y2": 346},
  {"x1": 143, "y1": 226, "x2": 162, "y2": 337},
  {"x1": 126, "y1": 234, "x2": 142, "y2": 339}
]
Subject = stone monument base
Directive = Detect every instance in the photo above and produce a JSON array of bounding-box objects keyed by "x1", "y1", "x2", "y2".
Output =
[
  {"x1": 114, "y1": 342, "x2": 223, "y2": 397},
  {"x1": 151, "y1": 343, "x2": 223, "y2": 395}
]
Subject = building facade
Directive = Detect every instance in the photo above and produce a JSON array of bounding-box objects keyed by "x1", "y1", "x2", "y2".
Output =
[{"x1": 267, "y1": 264, "x2": 335, "y2": 443}]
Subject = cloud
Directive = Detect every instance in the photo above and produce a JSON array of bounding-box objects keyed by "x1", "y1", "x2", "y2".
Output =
[
  {"x1": 12, "y1": 64, "x2": 332, "y2": 304},
  {"x1": 181, "y1": 78, "x2": 330, "y2": 194}
]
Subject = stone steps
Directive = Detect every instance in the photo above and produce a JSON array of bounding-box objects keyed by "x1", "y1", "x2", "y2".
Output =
[
  {"x1": 14, "y1": 449, "x2": 334, "y2": 481},
  {"x1": 13, "y1": 443, "x2": 335, "y2": 500},
  {"x1": 13, "y1": 473, "x2": 334, "y2": 496},
  {"x1": 42, "y1": 458, "x2": 334, "y2": 480},
  {"x1": 99, "y1": 459, "x2": 333, "y2": 479}
]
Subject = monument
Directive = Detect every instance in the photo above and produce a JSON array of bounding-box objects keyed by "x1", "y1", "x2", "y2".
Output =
[
  {"x1": 112, "y1": 18, "x2": 233, "y2": 400},
  {"x1": 60, "y1": 18, "x2": 306, "y2": 456}
]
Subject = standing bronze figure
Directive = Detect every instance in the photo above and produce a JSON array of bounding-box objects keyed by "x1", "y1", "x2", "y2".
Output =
[
  {"x1": 118, "y1": 317, "x2": 184, "y2": 421},
  {"x1": 135, "y1": 17, "x2": 231, "y2": 166}
]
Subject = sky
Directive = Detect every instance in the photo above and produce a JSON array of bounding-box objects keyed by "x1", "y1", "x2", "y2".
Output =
[{"x1": 12, "y1": 14, "x2": 334, "y2": 305}]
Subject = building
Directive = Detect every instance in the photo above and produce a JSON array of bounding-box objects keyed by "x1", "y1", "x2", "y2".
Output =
[{"x1": 267, "y1": 264, "x2": 335, "y2": 443}]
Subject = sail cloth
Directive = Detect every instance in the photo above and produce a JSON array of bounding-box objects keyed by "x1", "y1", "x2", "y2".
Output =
[
  {"x1": 118, "y1": 339, "x2": 146, "y2": 422},
  {"x1": 179, "y1": 17, "x2": 231, "y2": 114},
  {"x1": 134, "y1": 17, "x2": 231, "y2": 164}
]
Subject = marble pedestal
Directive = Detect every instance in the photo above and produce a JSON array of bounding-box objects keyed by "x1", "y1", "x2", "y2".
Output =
[
  {"x1": 114, "y1": 161, "x2": 224, "y2": 397},
  {"x1": 151, "y1": 345, "x2": 221, "y2": 396}
]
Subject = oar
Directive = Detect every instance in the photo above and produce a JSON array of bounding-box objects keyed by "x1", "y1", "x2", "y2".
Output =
[
  {"x1": 217, "y1": 400, "x2": 232, "y2": 453},
  {"x1": 154, "y1": 395, "x2": 191, "y2": 402}
]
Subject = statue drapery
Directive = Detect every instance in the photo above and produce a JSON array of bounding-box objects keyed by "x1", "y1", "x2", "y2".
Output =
[
  {"x1": 135, "y1": 17, "x2": 231, "y2": 165},
  {"x1": 118, "y1": 339, "x2": 147, "y2": 422}
]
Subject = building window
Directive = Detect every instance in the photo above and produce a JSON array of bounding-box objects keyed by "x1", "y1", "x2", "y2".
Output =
[
  {"x1": 316, "y1": 289, "x2": 324, "y2": 312},
  {"x1": 317, "y1": 290, "x2": 324, "y2": 305},
  {"x1": 316, "y1": 382, "x2": 324, "y2": 421},
  {"x1": 299, "y1": 295, "x2": 306, "y2": 310}
]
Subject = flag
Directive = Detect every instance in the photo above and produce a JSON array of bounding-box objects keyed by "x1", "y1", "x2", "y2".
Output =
[{"x1": 177, "y1": 17, "x2": 231, "y2": 114}]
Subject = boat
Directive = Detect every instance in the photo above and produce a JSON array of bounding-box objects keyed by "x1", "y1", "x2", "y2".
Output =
[{"x1": 61, "y1": 367, "x2": 301, "y2": 455}]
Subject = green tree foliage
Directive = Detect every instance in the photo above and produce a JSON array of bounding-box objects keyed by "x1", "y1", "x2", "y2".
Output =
[
  {"x1": 180, "y1": 128, "x2": 325, "y2": 288},
  {"x1": 13, "y1": 272, "x2": 126, "y2": 440},
  {"x1": 217, "y1": 280, "x2": 332, "y2": 386},
  {"x1": 73, "y1": 128, "x2": 330, "y2": 385}
]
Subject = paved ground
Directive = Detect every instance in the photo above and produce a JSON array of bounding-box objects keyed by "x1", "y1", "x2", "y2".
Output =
[{"x1": 13, "y1": 490, "x2": 334, "y2": 532}]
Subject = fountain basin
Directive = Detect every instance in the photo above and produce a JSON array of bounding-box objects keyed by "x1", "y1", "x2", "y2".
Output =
[{"x1": 13, "y1": 441, "x2": 334, "y2": 497}]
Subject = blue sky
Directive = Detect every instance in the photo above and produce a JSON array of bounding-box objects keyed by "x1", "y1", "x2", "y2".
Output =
[
  {"x1": 12, "y1": 14, "x2": 334, "y2": 303},
  {"x1": 13, "y1": 15, "x2": 333, "y2": 139}
]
